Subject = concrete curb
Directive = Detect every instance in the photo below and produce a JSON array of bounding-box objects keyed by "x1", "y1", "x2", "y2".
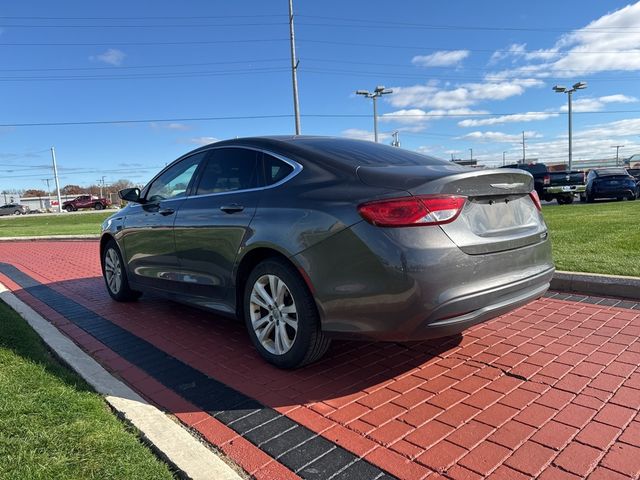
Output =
[
  {"x1": 551, "y1": 270, "x2": 640, "y2": 301},
  {"x1": 0, "y1": 283, "x2": 242, "y2": 480},
  {"x1": 0, "y1": 235, "x2": 100, "y2": 241}
]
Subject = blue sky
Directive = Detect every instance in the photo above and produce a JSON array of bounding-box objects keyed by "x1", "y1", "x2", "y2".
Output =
[{"x1": 1, "y1": 0, "x2": 640, "y2": 191}]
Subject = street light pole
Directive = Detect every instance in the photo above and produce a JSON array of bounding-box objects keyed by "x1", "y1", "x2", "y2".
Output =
[
  {"x1": 356, "y1": 86, "x2": 393, "y2": 143},
  {"x1": 503, "y1": 151, "x2": 506, "y2": 166},
  {"x1": 469, "y1": 148, "x2": 473, "y2": 161},
  {"x1": 288, "y1": 0, "x2": 301, "y2": 135},
  {"x1": 553, "y1": 82, "x2": 587, "y2": 172},
  {"x1": 50, "y1": 147, "x2": 63, "y2": 213},
  {"x1": 611, "y1": 145, "x2": 624, "y2": 166}
]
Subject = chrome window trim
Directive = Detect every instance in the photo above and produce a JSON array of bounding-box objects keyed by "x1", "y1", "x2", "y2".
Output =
[
  {"x1": 127, "y1": 145, "x2": 303, "y2": 208},
  {"x1": 186, "y1": 145, "x2": 303, "y2": 200}
]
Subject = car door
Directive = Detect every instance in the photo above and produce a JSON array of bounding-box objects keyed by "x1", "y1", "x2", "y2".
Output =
[
  {"x1": 172, "y1": 147, "x2": 263, "y2": 311},
  {"x1": 122, "y1": 151, "x2": 207, "y2": 293}
]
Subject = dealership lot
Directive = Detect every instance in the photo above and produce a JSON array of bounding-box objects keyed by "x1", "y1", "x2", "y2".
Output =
[{"x1": 0, "y1": 240, "x2": 638, "y2": 480}]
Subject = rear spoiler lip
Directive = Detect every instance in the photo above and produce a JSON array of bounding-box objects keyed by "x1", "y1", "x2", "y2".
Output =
[{"x1": 357, "y1": 165, "x2": 534, "y2": 197}]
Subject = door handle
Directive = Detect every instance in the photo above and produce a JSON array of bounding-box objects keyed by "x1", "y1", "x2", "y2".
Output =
[
  {"x1": 220, "y1": 204, "x2": 245, "y2": 214},
  {"x1": 159, "y1": 208, "x2": 175, "y2": 216}
]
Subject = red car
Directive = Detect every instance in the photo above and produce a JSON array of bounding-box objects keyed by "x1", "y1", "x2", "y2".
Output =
[{"x1": 62, "y1": 195, "x2": 111, "y2": 212}]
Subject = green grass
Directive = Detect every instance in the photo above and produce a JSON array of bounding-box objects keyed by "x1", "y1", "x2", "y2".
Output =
[
  {"x1": 543, "y1": 200, "x2": 640, "y2": 277},
  {"x1": 0, "y1": 300, "x2": 175, "y2": 480},
  {"x1": 0, "y1": 212, "x2": 112, "y2": 237}
]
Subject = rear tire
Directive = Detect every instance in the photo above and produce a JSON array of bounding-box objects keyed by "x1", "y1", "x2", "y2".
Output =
[
  {"x1": 102, "y1": 239, "x2": 142, "y2": 302},
  {"x1": 243, "y1": 258, "x2": 330, "y2": 369}
]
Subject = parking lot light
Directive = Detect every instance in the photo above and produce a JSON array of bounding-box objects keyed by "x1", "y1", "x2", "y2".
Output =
[
  {"x1": 553, "y1": 81, "x2": 587, "y2": 171},
  {"x1": 356, "y1": 86, "x2": 393, "y2": 143}
]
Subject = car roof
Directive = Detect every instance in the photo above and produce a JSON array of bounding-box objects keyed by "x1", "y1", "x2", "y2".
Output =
[{"x1": 185, "y1": 135, "x2": 449, "y2": 169}]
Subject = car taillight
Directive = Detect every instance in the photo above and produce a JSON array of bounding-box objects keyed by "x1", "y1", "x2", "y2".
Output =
[
  {"x1": 543, "y1": 174, "x2": 551, "y2": 185},
  {"x1": 358, "y1": 195, "x2": 466, "y2": 227},
  {"x1": 529, "y1": 190, "x2": 542, "y2": 211}
]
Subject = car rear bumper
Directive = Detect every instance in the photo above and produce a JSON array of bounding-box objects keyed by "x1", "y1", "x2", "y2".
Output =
[
  {"x1": 294, "y1": 220, "x2": 555, "y2": 341},
  {"x1": 592, "y1": 188, "x2": 636, "y2": 198},
  {"x1": 545, "y1": 185, "x2": 585, "y2": 194}
]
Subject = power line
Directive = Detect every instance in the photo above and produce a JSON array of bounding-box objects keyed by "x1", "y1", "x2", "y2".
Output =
[
  {"x1": 0, "y1": 21, "x2": 286, "y2": 28},
  {"x1": 0, "y1": 14, "x2": 286, "y2": 20},
  {"x1": 299, "y1": 38, "x2": 640, "y2": 54},
  {"x1": 296, "y1": 14, "x2": 640, "y2": 33},
  {"x1": 0, "y1": 38, "x2": 288, "y2": 47},
  {"x1": 300, "y1": 67, "x2": 637, "y2": 82},
  {"x1": 0, "y1": 58, "x2": 289, "y2": 72},
  {"x1": 2, "y1": 109, "x2": 640, "y2": 128},
  {"x1": 0, "y1": 67, "x2": 290, "y2": 81}
]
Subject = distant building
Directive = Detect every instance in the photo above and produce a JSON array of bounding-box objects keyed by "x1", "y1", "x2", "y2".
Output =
[{"x1": 451, "y1": 158, "x2": 478, "y2": 167}]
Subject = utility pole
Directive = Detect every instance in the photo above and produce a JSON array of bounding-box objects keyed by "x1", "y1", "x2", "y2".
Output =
[
  {"x1": 611, "y1": 145, "x2": 624, "y2": 166},
  {"x1": 521, "y1": 131, "x2": 526, "y2": 164},
  {"x1": 469, "y1": 148, "x2": 473, "y2": 161},
  {"x1": 391, "y1": 131, "x2": 400, "y2": 147},
  {"x1": 503, "y1": 151, "x2": 506, "y2": 166},
  {"x1": 42, "y1": 178, "x2": 51, "y2": 195},
  {"x1": 97, "y1": 175, "x2": 106, "y2": 197},
  {"x1": 50, "y1": 147, "x2": 63, "y2": 213},
  {"x1": 288, "y1": 0, "x2": 301, "y2": 135},
  {"x1": 356, "y1": 86, "x2": 393, "y2": 143}
]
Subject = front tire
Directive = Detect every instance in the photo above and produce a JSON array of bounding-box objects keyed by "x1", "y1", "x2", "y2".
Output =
[
  {"x1": 244, "y1": 258, "x2": 330, "y2": 369},
  {"x1": 13, "y1": 210, "x2": 21, "y2": 215},
  {"x1": 102, "y1": 240, "x2": 142, "y2": 302},
  {"x1": 95, "y1": 203, "x2": 105, "y2": 210}
]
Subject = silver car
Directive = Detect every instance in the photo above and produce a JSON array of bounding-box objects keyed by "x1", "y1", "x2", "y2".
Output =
[{"x1": 100, "y1": 137, "x2": 554, "y2": 368}]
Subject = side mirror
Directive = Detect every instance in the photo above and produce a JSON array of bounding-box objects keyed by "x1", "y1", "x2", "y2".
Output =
[{"x1": 119, "y1": 187, "x2": 143, "y2": 203}]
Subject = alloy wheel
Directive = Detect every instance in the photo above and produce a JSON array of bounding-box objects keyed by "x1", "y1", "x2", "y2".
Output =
[
  {"x1": 104, "y1": 247, "x2": 123, "y2": 295},
  {"x1": 249, "y1": 274, "x2": 298, "y2": 355}
]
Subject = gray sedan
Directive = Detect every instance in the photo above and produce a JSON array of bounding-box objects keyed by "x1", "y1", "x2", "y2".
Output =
[
  {"x1": 0, "y1": 203, "x2": 29, "y2": 216},
  {"x1": 100, "y1": 136, "x2": 554, "y2": 368}
]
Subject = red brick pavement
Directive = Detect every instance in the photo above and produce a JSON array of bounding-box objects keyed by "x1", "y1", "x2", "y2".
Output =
[{"x1": 0, "y1": 240, "x2": 639, "y2": 479}]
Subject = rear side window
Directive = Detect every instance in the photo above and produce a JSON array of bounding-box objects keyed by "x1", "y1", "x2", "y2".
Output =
[
  {"x1": 195, "y1": 148, "x2": 259, "y2": 195},
  {"x1": 263, "y1": 153, "x2": 294, "y2": 186}
]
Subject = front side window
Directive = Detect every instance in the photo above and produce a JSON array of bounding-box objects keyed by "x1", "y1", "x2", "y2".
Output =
[
  {"x1": 263, "y1": 153, "x2": 294, "y2": 186},
  {"x1": 146, "y1": 153, "x2": 205, "y2": 202},
  {"x1": 195, "y1": 148, "x2": 259, "y2": 195}
]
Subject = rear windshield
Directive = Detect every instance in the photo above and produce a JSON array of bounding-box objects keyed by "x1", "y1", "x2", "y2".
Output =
[
  {"x1": 297, "y1": 138, "x2": 449, "y2": 166},
  {"x1": 596, "y1": 168, "x2": 628, "y2": 176}
]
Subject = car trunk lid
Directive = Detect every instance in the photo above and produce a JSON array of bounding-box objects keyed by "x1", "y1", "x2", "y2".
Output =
[{"x1": 357, "y1": 166, "x2": 547, "y2": 255}]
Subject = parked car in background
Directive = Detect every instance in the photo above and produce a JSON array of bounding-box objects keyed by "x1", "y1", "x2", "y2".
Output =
[
  {"x1": 100, "y1": 136, "x2": 554, "y2": 368},
  {"x1": 0, "y1": 203, "x2": 30, "y2": 216},
  {"x1": 583, "y1": 168, "x2": 638, "y2": 202},
  {"x1": 62, "y1": 195, "x2": 111, "y2": 212},
  {"x1": 627, "y1": 168, "x2": 640, "y2": 186},
  {"x1": 501, "y1": 163, "x2": 585, "y2": 204}
]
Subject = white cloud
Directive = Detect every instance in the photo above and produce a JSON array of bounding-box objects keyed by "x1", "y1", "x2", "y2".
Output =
[
  {"x1": 150, "y1": 122, "x2": 191, "y2": 131},
  {"x1": 381, "y1": 108, "x2": 488, "y2": 128},
  {"x1": 488, "y1": 3, "x2": 640, "y2": 78},
  {"x1": 90, "y1": 48, "x2": 126, "y2": 66},
  {"x1": 490, "y1": 43, "x2": 561, "y2": 64},
  {"x1": 341, "y1": 128, "x2": 391, "y2": 142},
  {"x1": 465, "y1": 118, "x2": 640, "y2": 166},
  {"x1": 559, "y1": 94, "x2": 638, "y2": 113},
  {"x1": 458, "y1": 111, "x2": 559, "y2": 127},
  {"x1": 187, "y1": 136, "x2": 219, "y2": 146},
  {"x1": 461, "y1": 130, "x2": 542, "y2": 143},
  {"x1": 412, "y1": 50, "x2": 470, "y2": 67},
  {"x1": 388, "y1": 79, "x2": 544, "y2": 110}
]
